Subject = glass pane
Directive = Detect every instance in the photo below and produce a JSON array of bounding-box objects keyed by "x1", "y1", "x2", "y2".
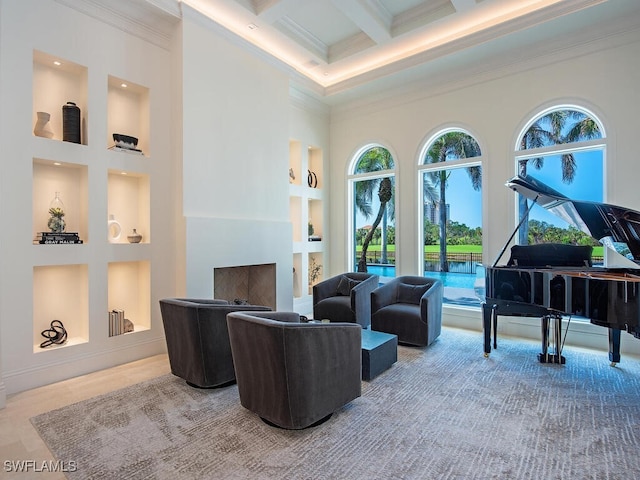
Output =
[
  {"x1": 422, "y1": 165, "x2": 482, "y2": 306},
  {"x1": 423, "y1": 132, "x2": 481, "y2": 164},
  {"x1": 517, "y1": 149, "x2": 604, "y2": 262},
  {"x1": 519, "y1": 109, "x2": 602, "y2": 150},
  {"x1": 354, "y1": 146, "x2": 394, "y2": 173},
  {"x1": 353, "y1": 176, "x2": 396, "y2": 277}
]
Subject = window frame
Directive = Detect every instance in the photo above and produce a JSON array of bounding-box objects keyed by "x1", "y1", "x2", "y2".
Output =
[
  {"x1": 347, "y1": 144, "x2": 397, "y2": 275},
  {"x1": 417, "y1": 128, "x2": 485, "y2": 277},
  {"x1": 513, "y1": 104, "x2": 607, "y2": 247}
]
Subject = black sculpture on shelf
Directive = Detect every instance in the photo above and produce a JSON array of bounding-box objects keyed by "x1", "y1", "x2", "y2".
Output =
[
  {"x1": 307, "y1": 170, "x2": 318, "y2": 188},
  {"x1": 40, "y1": 320, "x2": 67, "y2": 348}
]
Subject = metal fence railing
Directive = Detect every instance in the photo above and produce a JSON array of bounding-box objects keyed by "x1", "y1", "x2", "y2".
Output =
[{"x1": 360, "y1": 251, "x2": 604, "y2": 273}]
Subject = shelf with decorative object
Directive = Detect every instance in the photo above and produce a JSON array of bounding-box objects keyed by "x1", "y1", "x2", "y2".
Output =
[
  {"x1": 289, "y1": 140, "x2": 325, "y2": 310},
  {"x1": 108, "y1": 261, "x2": 151, "y2": 335},
  {"x1": 107, "y1": 76, "x2": 149, "y2": 157},
  {"x1": 307, "y1": 146, "x2": 323, "y2": 190},
  {"x1": 0, "y1": 0, "x2": 181, "y2": 402},
  {"x1": 32, "y1": 158, "x2": 88, "y2": 244},
  {"x1": 289, "y1": 140, "x2": 302, "y2": 187},
  {"x1": 107, "y1": 170, "x2": 150, "y2": 244},
  {"x1": 33, "y1": 50, "x2": 88, "y2": 145},
  {"x1": 33, "y1": 264, "x2": 89, "y2": 353},
  {"x1": 308, "y1": 252, "x2": 324, "y2": 295}
]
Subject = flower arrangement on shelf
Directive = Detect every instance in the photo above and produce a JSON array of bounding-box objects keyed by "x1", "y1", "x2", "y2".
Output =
[
  {"x1": 308, "y1": 257, "x2": 322, "y2": 286},
  {"x1": 47, "y1": 207, "x2": 66, "y2": 233},
  {"x1": 47, "y1": 192, "x2": 66, "y2": 233}
]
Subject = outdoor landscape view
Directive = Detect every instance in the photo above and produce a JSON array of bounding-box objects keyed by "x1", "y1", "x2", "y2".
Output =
[{"x1": 352, "y1": 107, "x2": 605, "y2": 306}]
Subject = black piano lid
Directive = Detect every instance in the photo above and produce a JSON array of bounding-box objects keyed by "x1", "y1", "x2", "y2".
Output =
[{"x1": 506, "y1": 175, "x2": 640, "y2": 262}]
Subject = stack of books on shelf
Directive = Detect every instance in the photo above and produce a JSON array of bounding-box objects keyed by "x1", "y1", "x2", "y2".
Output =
[
  {"x1": 109, "y1": 309, "x2": 126, "y2": 337},
  {"x1": 36, "y1": 232, "x2": 83, "y2": 244},
  {"x1": 108, "y1": 145, "x2": 144, "y2": 155}
]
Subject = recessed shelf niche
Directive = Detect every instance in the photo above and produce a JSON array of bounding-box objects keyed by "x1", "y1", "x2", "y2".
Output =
[
  {"x1": 33, "y1": 264, "x2": 89, "y2": 352},
  {"x1": 289, "y1": 140, "x2": 302, "y2": 186},
  {"x1": 107, "y1": 170, "x2": 150, "y2": 244},
  {"x1": 308, "y1": 146, "x2": 323, "y2": 189},
  {"x1": 107, "y1": 76, "x2": 150, "y2": 157},
  {"x1": 308, "y1": 252, "x2": 324, "y2": 294},
  {"x1": 108, "y1": 261, "x2": 151, "y2": 335},
  {"x1": 32, "y1": 158, "x2": 89, "y2": 243},
  {"x1": 32, "y1": 50, "x2": 88, "y2": 144},
  {"x1": 293, "y1": 253, "x2": 302, "y2": 298},
  {"x1": 290, "y1": 196, "x2": 302, "y2": 243}
]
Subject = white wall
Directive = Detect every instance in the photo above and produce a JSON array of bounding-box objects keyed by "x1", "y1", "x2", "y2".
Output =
[
  {"x1": 181, "y1": 7, "x2": 293, "y2": 309},
  {"x1": 328, "y1": 28, "x2": 640, "y2": 357}
]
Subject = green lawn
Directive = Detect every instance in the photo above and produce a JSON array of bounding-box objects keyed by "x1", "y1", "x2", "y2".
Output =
[{"x1": 355, "y1": 244, "x2": 604, "y2": 257}]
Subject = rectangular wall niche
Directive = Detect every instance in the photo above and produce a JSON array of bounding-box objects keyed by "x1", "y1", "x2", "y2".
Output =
[{"x1": 214, "y1": 263, "x2": 276, "y2": 310}]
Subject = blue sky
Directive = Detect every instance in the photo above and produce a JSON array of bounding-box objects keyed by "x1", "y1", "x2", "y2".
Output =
[
  {"x1": 354, "y1": 150, "x2": 603, "y2": 232},
  {"x1": 523, "y1": 150, "x2": 603, "y2": 227}
]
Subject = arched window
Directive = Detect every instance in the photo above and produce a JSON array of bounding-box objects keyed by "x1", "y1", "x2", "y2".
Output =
[
  {"x1": 418, "y1": 129, "x2": 483, "y2": 307},
  {"x1": 347, "y1": 145, "x2": 396, "y2": 278},
  {"x1": 515, "y1": 106, "x2": 605, "y2": 261}
]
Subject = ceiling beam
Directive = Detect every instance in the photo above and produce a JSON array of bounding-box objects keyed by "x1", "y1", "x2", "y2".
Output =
[
  {"x1": 450, "y1": 0, "x2": 477, "y2": 12},
  {"x1": 331, "y1": 0, "x2": 391, "y2": 44},
  {"x1": 256, "y1": 0, "x2": 314, "y2": 23}
]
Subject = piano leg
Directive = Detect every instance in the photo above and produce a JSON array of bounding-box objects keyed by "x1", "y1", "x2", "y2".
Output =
[
  {"x1": 482, "y1": 304, "x2": 494, "y2": 357},
  {"x1": 538, "y1": 314, "x2": 566, "y2": 364},
  {"x1": 608, "y1": 328, "x2": 621, "y2": 366},
  {"x1": 492, "y1": 308, "x2": 498, "y2": 350}
]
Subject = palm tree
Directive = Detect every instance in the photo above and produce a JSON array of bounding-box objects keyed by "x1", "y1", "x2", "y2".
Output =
[
  {"x1": 354, "y1": 147, "x2": 395, "y2": 272},
  {"x1": 424, "y1": 132, "x2": 481, "y2": 272},
  {"x1": 517, "y1": 110, "x2": 601, "y2": 244}
]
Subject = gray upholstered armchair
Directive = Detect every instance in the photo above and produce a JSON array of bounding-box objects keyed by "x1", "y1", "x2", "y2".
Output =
[
  {"x1": 227, "y1": 311, "x2": 362, "y2": 429},
  {"x1": 159, "y1": 298, "x2": 271, "y2": 388},
  {"x1": 312, "y1": 272, "x2": 379, "y2": 328},
  {"x1": 371, "y1": 276, "x2": 443, "y2": 347}
]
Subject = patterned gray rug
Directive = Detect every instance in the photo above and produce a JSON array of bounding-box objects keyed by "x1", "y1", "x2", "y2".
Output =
[{"x1": 31, "y1": 328, "x2": 640, "y2": 479}]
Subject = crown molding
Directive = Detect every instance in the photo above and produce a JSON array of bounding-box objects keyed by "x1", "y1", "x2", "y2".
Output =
[
  {"x1": 289, "y1": 85, "x2": 330, "y2": 119},
  {"x1": 330, "y1": 14, "x2": 640, "y2": 121},
  {"x1": 54, "y1": 0, "x2": 181, "y2": 50}
]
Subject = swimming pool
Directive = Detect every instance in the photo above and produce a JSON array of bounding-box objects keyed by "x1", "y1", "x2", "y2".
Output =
[
  {"x1": 365, "y1": 264, "x2": 484, "y2": 306},
  {"x1": 366, "y1": 265, "x2": 482, "y2": 290}
]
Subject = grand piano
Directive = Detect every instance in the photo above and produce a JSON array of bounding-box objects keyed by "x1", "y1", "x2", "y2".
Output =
[{"x1": 483, "y1": 175, "x2": 640, "y2": 364}]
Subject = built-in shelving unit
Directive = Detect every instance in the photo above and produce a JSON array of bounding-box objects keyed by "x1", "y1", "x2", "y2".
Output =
[
  {"x1": 289, "y1": 141, "x2": 324, "y2": 311},
  {"x1": 30, "y1": 49, "x2": 154, "y2": 350},
  {"x1": 0, "y1": 0, "x2": 175, "y2": 399}
]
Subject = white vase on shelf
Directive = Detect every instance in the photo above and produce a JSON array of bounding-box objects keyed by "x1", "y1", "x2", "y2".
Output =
[
  {"x1": 33, "y1": 111, "x2": 54, "y2": 139},
  {"x1": 108, "y1": 214, "x2": 122, "y2": 243}
]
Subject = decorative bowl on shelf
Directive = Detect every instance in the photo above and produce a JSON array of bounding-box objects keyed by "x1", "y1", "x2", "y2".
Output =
[
  {"x1": 127, "y1": 229, "x2": 142, "y2": 243},
  {"x1": 113, "y1": 133, "x2": 138, "y2": 149}
]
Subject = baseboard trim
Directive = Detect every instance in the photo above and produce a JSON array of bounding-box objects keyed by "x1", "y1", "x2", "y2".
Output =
[{"x1": 2, "y1": 338, "x2": 167, "y2": 396}]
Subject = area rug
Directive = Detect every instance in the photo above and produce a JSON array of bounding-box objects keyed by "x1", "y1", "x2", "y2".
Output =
[{"x1": 31, "y1": 328, "x2": 640, "y2": 479}]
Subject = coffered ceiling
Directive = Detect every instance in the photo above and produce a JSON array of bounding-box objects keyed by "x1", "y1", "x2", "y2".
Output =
[
  {"x1": 182, "y1": 0, "x2": 611, "y2": 92},
  {"x1": 61, "y1": 0, "x2": 640, "y2": 104}
]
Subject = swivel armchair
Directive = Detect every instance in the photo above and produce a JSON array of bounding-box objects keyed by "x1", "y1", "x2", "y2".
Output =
[
  {"x1": 159, "y1": 298, "x2": 271, "y2": 388},
  {"x1": 227, "y1": 311, "x2": 362, "y2": 429},
  {"x1": 312, "y1": 272, "x2": 379, "y2": 328},
  {"x1": 371, "y1": 276, "x2": 443, "y2": 347}
]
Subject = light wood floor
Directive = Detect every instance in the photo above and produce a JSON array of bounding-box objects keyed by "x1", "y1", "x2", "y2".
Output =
[{"x1": 0, "y1": 354, "x2": 170, "y2": 479}]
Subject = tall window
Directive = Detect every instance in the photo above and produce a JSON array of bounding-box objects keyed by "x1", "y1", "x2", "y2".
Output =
[
  {"x1": 419, "y1": 130, "x2": 483, "y2": 307},
  {"x1": 348, "y1": 145, "x2": 396, "y2": 278},
  {"x1": 515, "y1": 106, "x2": 605, "y2": 260}
]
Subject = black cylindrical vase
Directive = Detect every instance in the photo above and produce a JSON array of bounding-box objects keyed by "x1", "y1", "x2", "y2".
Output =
[{"x1": 62, "y1": 101, "x2": 81, "y2": 144}]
